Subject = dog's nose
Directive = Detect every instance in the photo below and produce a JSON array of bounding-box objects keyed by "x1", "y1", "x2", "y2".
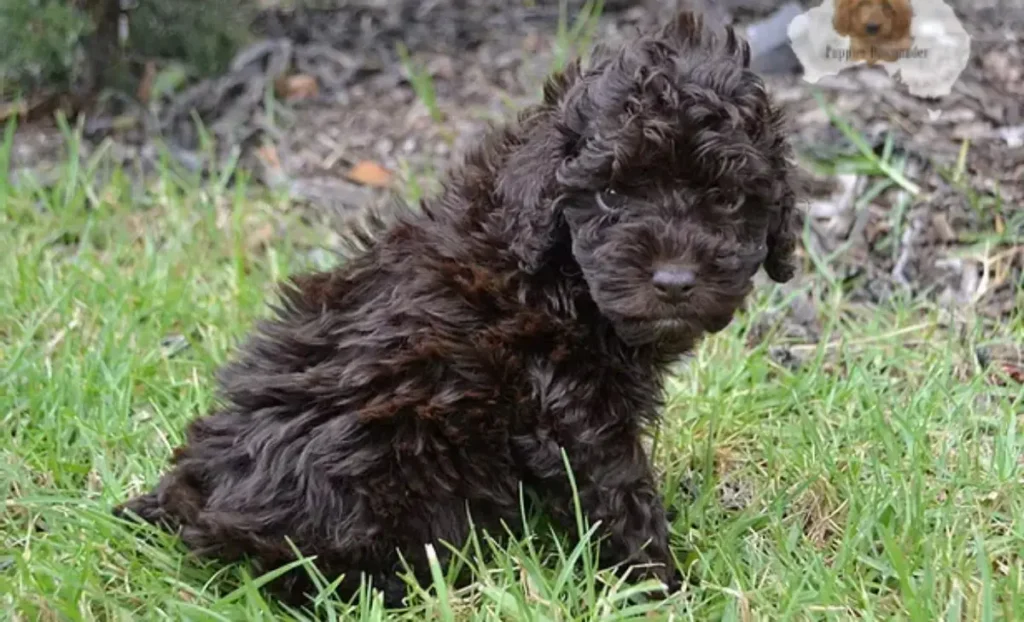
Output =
[
  {"x1": 652, "y1": 265, "x2": 697, "y2": 300},
  {"x1": 864, "y1": 22, "x2": 881, "y2": 35}
]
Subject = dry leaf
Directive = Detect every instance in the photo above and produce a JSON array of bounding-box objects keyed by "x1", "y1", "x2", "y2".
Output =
[
  {"x1": 346, "y1": 160, "x2": 392, "y2": 187},
  {"x1": 247, "y1": 223, "x2": 275, "y2": 251},
  {"x1": 997, "y1": 363, "x2": 1024, "y2": 385},
  {"x1": 255, "y1": 144, "x2": 281, "y2": 168},
  {"x1": 254, "y1": 144, "x2": 288, "y2": 189},
  {"x1": 0, "y1": 92, "x2": 60, "y2": 123},
  {"x1": 0, "y1": 100, "x2": 28, "y2": 123},
  {"x1": 137, "y1": 61, "x2": 157, "y2": 104},
  {"x1": 275, "y1": 74, "x2": 319, "y2": 101}
]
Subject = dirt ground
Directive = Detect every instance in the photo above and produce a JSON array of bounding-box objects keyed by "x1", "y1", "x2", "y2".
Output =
[{"x1": 6, "y1": 0, "x2": 1022, "y2": 347}]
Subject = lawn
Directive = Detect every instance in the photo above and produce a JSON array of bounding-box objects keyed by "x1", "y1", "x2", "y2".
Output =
[{"x1": 1, "y1": 115, "x2": 1022, "y2": 621}]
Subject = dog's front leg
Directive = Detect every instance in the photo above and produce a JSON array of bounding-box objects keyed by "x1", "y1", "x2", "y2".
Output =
[
  {"x1": 520, "y1": 427, "x2": 678, "y2": 594},
  {"x1": 575, "y1": 433, "x2": 677, "y2": 592}
]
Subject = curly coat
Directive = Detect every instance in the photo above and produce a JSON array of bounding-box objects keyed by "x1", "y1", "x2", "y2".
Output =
[
  {"x1": 833, "y1": 0, "x2": 914, "y2": 64},
  {"x1": 115, "y1": 12, "x2": 799, "y2": 606}
]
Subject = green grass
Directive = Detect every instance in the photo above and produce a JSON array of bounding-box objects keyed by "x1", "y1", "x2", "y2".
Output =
[
  {"x1": 2, "y1": 107, "x2": 1023, "y2": 622},
  {"x1": 396, "y1": 42, "x2": 445, "y2": 124},
  {"x1": 551, "y1": 0, "x2": 605, "y2": 72}
]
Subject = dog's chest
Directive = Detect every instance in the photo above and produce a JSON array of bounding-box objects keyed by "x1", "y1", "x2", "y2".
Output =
[{"x1": 520, "y1": 348, "x2": 664, "y2": 429}]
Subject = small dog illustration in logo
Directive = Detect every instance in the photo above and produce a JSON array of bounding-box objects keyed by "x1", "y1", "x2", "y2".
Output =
[{"x1": 833, "y1": 0, "x2": 914, "y2": 63}]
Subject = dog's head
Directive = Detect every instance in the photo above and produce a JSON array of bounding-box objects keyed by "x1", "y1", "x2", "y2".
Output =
[
  {"x1": 495, "y1": 12, "x2": 798, "y2": 349},
  {"x1": 833, "y1": 0, "x2": 913, "y2": 41}
]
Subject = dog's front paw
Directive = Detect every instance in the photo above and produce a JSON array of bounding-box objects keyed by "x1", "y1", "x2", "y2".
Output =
[
  {"x1": 614, "y1": 557, "x2": 679, "y2": 597},
  {"x1": 650, "y1": 566, "x2": 683, "y2": 598},
  {"x1": 617, "y1": 562, "x2": 683, "y2": 606},
  {"x1": 113, "y1": 492, "x2": 161, "y2": 524},
  {"x1": 113, "y1": 492, "x2": 182, "y2": 534},
  {"x1": 663, "y1": 567, "x2": 683, "y2": 595}
]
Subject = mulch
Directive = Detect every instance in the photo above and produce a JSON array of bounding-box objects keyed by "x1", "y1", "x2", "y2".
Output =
[{"x1": 5, "y1": 0, "x2": 1021, "y2": 340}]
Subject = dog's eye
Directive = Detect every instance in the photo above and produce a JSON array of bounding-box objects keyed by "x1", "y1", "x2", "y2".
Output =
[
  {"x1": 751, "y1": 243, "x2": 769, "y2": 264},
  {"x1": 594, "y1": 190, "x2": 626, "y2": 213},
  {"x1": 722, "y1": 196, "x2": 746, "y2": 214}
]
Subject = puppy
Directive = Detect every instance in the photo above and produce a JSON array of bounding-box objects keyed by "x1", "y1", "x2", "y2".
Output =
[
  {"x1": 115, "y1": 12, "x2": 799, "y2": 607},
  {"x1": 833, "y1": 0, "x2": 914, "y2": 63}
]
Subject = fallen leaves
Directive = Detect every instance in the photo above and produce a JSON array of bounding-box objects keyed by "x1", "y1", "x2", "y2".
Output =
[
  {"x1": 274, "y1": 73, "x2": 319, "y2": 101},
  {"x1": 346, "y1": 160, "x2": 393, "y2": 188},
  {"x1": 136, "y1": 61, "x2": 157, "y2": 104},
  {"x1": 254, "y1": 143, "x2": 288, "y2": 190},
  {"x1": 246, "y1": 223, "x2": 276, "y2": 252},
  {"x1": 0, "y1": 91, "x2": 69, "y2": 124},
  {"x1": 255, "y1": 143, "x2": 281, "y2": 169},
  {"x1": 976, "y1": 343, "x2": 1024, "y2": 386}
]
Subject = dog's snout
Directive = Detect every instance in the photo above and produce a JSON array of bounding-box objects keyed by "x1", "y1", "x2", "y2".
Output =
[
  {"x1": 864, "y1": 22, "x2": 881, "y2": 35},
  {"x1": 651, "y1": 264, "x2": 697, "y2": 300}
]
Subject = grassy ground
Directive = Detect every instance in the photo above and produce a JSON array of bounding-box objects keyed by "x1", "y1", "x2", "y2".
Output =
[{"x1": 1, "y1": 112, "x2": 1022, "y2": 621}]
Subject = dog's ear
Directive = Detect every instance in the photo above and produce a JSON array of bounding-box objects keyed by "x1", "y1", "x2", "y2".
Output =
[
  {"x1": 495, "y1": 61, "x2": 586, "y2": 274},
  {"x1": 763, "y1": 176, "x2": 800, "y2": 283},
  {"x1": 832, "y1": 0, "x2": 853, "y2": 36},
  {"x1": 890, "y1": 0, "x2": 914, "y2": 38},
  {"x1": 657, "y1": 10, "x2": 751, "y2": 66},
  {"x1": 657, "y1": 10, "x2": 708, "y2": 47}
]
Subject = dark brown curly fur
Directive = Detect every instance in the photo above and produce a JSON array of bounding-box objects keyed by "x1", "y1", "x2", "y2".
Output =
[{"x1": 114, "y1": 11, "x2": 799, "y2": 607}]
